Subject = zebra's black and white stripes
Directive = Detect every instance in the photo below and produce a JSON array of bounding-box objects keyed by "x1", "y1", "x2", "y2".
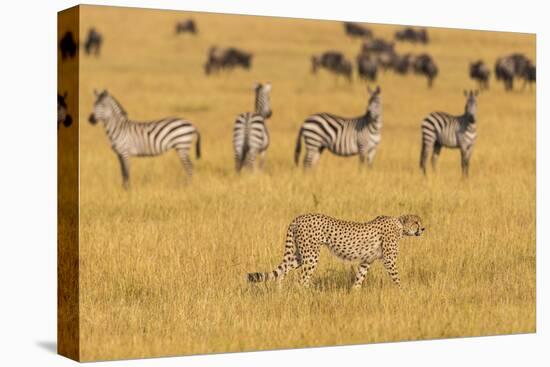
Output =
[
  {"x1": 233, "y1": 83, "x2": 272, "y2": 172},
  {"x1": 420, "y1": 90, "x2": 478, "y2": 177},
  {"x1": 294, "y1": 86, "x2": 382, "y2": 168},
  {"x1": 89, "y1": 90, "x2": 201, "y2": 189}
]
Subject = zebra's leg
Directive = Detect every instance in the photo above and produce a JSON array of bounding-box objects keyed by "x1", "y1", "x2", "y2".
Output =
[
  {"x1": 177, "y1": 149, "x2": 193, "y2": 179},
  {"x1": 244, "y1": 148, "x2": 258, "y2": 171},
  {"x1": 352, "y1": 261, "x2": 371, "y2": 289},
  {"x1": 234, "y1": 149, "x2": 243, "y2": 173},
  {"x1": 366, "y1": 146, "x2": 377, "y2": 167},
  {"x1": 117, "y1": 153, "x2": 130, "y2": 190},
  {"x1": 461, "y1": 146, "x2": 473, "y2": 178},
  {"x1": 258, "y1": 150, "x2": 267, "y2": 171},
  {"x1": 303, "y1": 148, "x2": 321, "y2": 169},
  {"x1": 431, "y1": 143, "x2": 442, "y2": 171},
  {"x1": 420, "y1": 142, "x2": 432, "y2": 175},
  {"x1": 358, "y1": 147, "x2": 366, "y2": 166},
  {"x1": 298, "y1": 243, "x2": 321, "y2": 288}
]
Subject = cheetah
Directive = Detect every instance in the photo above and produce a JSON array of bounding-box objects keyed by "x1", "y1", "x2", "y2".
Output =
[{"x1": 247, "y1": 213, "x2": 425, "y2": 289}]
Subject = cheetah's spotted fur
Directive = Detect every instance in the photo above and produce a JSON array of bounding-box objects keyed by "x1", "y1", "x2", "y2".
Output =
[{"x1": 248, "y1": 213, "x2": 425, "y2": 288}]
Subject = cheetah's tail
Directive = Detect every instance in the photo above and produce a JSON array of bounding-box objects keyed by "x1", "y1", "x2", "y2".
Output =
[
  {"x1": 247, "y1": 223, "x2": 299, "y2": 283},
  {"x1": 247, "y1": 271, "x2": 276, "y2": 282}
]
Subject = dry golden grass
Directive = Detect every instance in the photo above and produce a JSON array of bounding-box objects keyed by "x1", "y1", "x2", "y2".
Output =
[{"x1": 63, "y1": 5, "x2": 535, "y2": 361}]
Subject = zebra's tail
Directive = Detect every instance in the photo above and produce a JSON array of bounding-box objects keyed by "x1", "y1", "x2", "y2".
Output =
[
  {"x1": 294, "y1": 128, "x2": 303, "y2": 166},
  {"x1": 195, "y1": 131, "x2": 201, "y2": 159},
  {"x1": 248, "y1": 223, "x2": 300, "y2": 283},
  {"x1": 238, "y1": 140, "x2": 249, "y2": 171},
  {"x1": 238, "y1": 117, "x2": 251, "y2": 170}
]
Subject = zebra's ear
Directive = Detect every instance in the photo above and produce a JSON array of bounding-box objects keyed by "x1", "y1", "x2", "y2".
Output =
[
  {"x1": 63, "y1": 91, "x2": 68, "y2": 99},
  {"x1": 253, "y1": 82, "x2": 261, "y2": 90},
  {"x1": 375, "y1": 85, "x2": 381, "y2": 94},
  {"x1": 94, "y1": 89, "x2": 99, "y2": 97},
  {"x1": 464, "y1": 90, "x2": 468, "y2": 97},
  {"x1": 473, "y1": 90, "x2": 479, "y2": 97},
  {"x1": 367, "y1": 85, "x2": 373, "y2": 95},
  {"x1": 264, "y1": 83, "x2": 272, "y2": 92}
]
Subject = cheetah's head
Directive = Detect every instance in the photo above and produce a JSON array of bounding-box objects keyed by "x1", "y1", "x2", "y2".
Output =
[{"x1": 399, "y1": 215, "x2": 425, "y2": 236}]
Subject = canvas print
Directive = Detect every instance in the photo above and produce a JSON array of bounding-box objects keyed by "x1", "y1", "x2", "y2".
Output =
[{"x1": 57, "y1": 4, "x2": 536, "y2": 362}]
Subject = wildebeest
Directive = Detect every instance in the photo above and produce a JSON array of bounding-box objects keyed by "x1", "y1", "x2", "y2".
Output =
[
  {"x1": 392, "y1": 53, "x2": 414, "y2": 74},
  {"x1": 413, "y1": 53, "x2": 438, "y2": 87},
  {"x1": 395, "y1": 27, "x2": 429, "y2": 44},
  {"x1": 58, "y1": 92, "x2": 72, "y2": 129},
  {"x1": 356, "y1": 53, "x2": 377, "y2": 81},
  {"x1": 59, "y1": 31, "x2": 77, "y2": 60},
  {"x1": 494, "y1": 53, "x2": 531, "y2": 91},
  {"x1": 343, "y1": 22, "x2": 373, "y2": 38},
  {"x1": 494, "y1": 57, "x2": 515, "y2": 90},
  {"x1": 204, "y1": 46, "x2": 253, "y2": 75},
  {"x1": 361, "y1": 38, "x2": 395, "y2": 54},
  {"x1": 176, "y1": 19, "x2": 197, "y2": 34},
  {"x1": 522, "y1": 59, "x2": 536, "y2": 88},
  {"x1": 311, "y1": 51, "x2": 352, "y2": 81},
  {"x1": 84, "y1": 28, "x2": 102, "y2": 56},
  {"x1": 469, "y1": 60, "x2": 490, "y2": 90}
]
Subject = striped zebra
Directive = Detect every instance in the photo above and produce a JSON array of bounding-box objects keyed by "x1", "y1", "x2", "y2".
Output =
[
  {"x1": 294, "y1": 86, "x2": 382, "y2": 168},
  {"x1": 420, "y1": 90, "x2": 478, "y2": 177},
  {"x1": 88, "y1": 90, "x2": 201, "y2": 189},
  {"x1": 233, "y1": 83, "x2": 272, "y2": 172}
]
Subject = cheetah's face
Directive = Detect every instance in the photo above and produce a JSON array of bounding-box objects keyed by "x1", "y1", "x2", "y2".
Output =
[{"x1": 400, "y1": 215, "x2": 425, "y2": 237}]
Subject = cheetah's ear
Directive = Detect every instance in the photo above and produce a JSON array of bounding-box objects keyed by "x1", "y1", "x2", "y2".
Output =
[
  {"x1": 398, "y1": 215, "x2": 416, "y2": 225},
  {"x1": 398, "y1": 215, "x2": 407, "y2": 225}
]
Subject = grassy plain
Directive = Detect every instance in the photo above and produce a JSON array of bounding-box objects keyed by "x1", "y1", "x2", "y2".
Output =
[{"x1": 61, "y1": 5, "x2": 535, "y2": 361}]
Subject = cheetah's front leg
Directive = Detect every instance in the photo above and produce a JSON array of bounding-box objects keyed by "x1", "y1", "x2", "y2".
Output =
[
  {"x1": 382, "y1": 251, "x2": 401, "y2": 288},
  {"x1": 352, "y1": 262, "x2": 371, "y2": 289}
]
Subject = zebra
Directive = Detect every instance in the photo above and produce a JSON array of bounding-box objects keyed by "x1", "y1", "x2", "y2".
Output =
[
  {"x1": 58, "y1": 92, "x2": 72, "y2": 129},
  {"x1": 294, "y1": 85, "x2": 382, "y2": 169},
  {"x1": 233, "y1": 83, "x2": 272, "y2": 172},
  {"x1": 88, "y1": 90, "x2": 201, "y2": 189},
  {"x1": 420, "y1": 90, "x2": 478, "y2": 177}
]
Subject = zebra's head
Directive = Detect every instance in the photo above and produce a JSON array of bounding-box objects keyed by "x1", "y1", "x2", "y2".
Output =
[
  {"x1": 57, "y1": 92, "x2": 72, "y2": 128},
  {"x1": 463, "y1": 89, "x2": 478, "y2": 123},
  {"x1": 89, "y1": 89, "x2": 127, "y2": 125},
  {"x1": 366, "y1": 85, "x2": 382, "y2": 121},
  {"x1": 399, "y1": 214, "x2": 425, "y2": 237},
  {"x1": 254, "y1": 83, "x2": 272, "y2": 119}
]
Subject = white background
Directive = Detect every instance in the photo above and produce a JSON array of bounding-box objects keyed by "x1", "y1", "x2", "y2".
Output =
[{"x1": 0, "y1": 0, "x2": 547, "y2": 365}]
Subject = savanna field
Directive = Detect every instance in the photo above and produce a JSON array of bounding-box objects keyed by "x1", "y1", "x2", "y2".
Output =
[{"x1": 58, "y1": 5, "x2": 535, "y2": 361}]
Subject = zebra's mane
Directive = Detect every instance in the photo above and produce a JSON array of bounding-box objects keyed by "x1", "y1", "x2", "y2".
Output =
[{"x1": 99, "y1": 91, "x2": 128, "y2": 119}]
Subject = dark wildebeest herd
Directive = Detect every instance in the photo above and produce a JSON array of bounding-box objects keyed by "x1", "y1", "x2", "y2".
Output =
[
  {"x1": 309, "y1": 24, "x2": 439, "y2": 87},
  {"x1": 59, "y1": 28, "x2": 104, "y2": 60}
]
